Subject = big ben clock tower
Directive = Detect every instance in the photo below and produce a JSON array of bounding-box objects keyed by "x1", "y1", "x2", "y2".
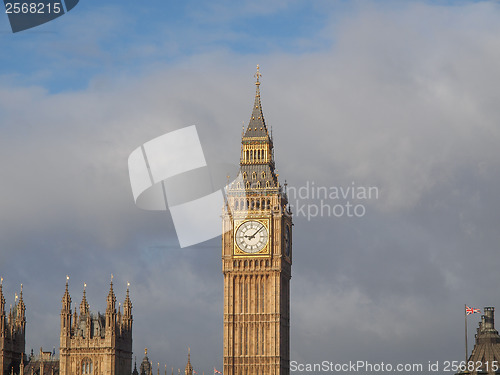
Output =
[{"x1": 222, "y1": 66, "x2": 292, "y2": 375}]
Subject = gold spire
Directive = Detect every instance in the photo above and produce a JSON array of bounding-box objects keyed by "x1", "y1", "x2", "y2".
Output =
[
  {"x1": 185, "y1": 347, "x2": 193, "y2": 374},
  {"x1": 0, "y1": 276, "x2": 4, "y2": 311},
  {"x1": 254, "y1": 64, "x2": 262, "y2": 85}
]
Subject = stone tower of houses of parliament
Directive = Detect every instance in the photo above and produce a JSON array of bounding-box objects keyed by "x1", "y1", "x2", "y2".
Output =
[
  {"x1": 222, "y1": 65, "x2": 293, "y2": 375},
  {"x1": 461, "y1": 307, "x2": 500, "y2": 375},
  {"x1": 0, "y1": 280, "x2": 25, "y2": 375},
  {"x1": 0, "y1": 278, "x2": 195, "y2": 375},
  {"x1": 59, "y1": 278, "x2": 132, "y2": 375},
  {"x1": 0, "y1": 277, "x2": 135, "y2": 375}
]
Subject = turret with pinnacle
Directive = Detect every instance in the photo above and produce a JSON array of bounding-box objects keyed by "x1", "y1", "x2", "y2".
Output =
[
  {"x1": 106, "y1": 275, "x2": 117, "y2": 337},
  {"x1": 0, "y1": 278, "x2": 26, "y2": 375},
  {"x1": 59, "y1": 275, "x2": 133, "y2": 375}
]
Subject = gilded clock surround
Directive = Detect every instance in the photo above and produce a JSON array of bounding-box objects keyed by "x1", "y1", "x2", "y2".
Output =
[{"x1": 233, "y1": 219, "x2": 270, "y2": 256}]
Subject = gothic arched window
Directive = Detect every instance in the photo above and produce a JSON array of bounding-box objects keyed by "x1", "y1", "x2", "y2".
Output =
[{"x1": 82, "y1": 358, "x2": 93, "y2": 374}]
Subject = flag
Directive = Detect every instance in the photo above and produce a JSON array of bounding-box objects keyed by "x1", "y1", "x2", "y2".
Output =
[
  {"x1": 193, "y1": 371, "x2": 197, "y2": 374},
  {"x1": 466, "y1": 305, "x2": 481, "y2": 315},
  {"x1": 214, "y1": 368, "x2": 222, "y2": 374}
]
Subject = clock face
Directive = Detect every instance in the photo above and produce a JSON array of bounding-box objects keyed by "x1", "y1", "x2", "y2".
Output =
[
  {"x1": 284, "y1": 225, "x2": 291, "y2": 257},
  {"x1": 235, "y1": 220, "x2": 269, "y2": 253}
]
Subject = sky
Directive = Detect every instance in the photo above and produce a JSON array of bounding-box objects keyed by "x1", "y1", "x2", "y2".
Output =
[{"x1": 1, "y1": 0, "x2": 500, "y2": 373}]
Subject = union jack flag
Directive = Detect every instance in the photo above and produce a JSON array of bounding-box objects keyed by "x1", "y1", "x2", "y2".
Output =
[
  {"x1": 466, "y1": 305, "x2": 481, "y2": 315},
  {"x1": 214, "y1": 368, "x2": 222, "y2": 374}
]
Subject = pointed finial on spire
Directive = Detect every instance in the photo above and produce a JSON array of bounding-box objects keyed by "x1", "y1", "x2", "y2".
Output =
[
  {"x1": 62, "y1": 275, "x2": 72, "y2": 310},
  {"x1": 15, "y1": 293, "x2": 18, "y2": 301},
  {"x1": 145, "y1": 348, "x2": 148, "y2": 356},
  {"x1": 82, "y1": 283, "x2": 87, "y2": 306},
  {"x1": 111, "y1": 273, "x2": 114, "y2": 284},
  {"x1": 255, "y1": 64, "x2": 262, "y2": 85},
  {"x1": 1, "y1": 277, "x2": 3, "y2": 286}
]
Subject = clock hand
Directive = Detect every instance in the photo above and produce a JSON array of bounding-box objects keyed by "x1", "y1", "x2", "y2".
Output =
[{"x1": 248, "y1": 225, "x2": 265, "y2": 240}]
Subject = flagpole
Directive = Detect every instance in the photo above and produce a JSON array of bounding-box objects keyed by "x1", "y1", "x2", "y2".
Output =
[{"x1": 465, "y1": 304, "x2": 468, "y2": 365}]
